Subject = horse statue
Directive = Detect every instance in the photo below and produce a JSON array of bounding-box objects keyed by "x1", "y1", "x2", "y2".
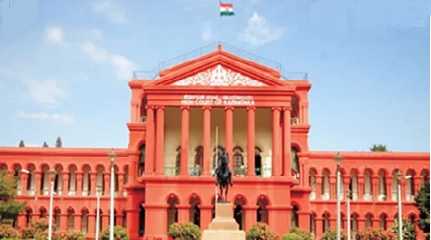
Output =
[{"x1": 215, "y1": 150, "x2": 233, "y2": 202}]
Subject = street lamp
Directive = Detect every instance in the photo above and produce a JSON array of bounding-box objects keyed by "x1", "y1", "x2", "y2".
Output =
[
  {"x1": 95, "y1": 186, "x2": 102, "y2": 240},
  {"x1": 47, "y1": 170, "x2": 57, "y2": 240},
  {"x1": 335, "y1": 152, "x2": 342, "y2": 240},
  {"x1": 396, "y1": 172, "x2": 412, "y2": 240},
  {"x1": 108, "y1": 149, "x2": 117, "y2": 240}
]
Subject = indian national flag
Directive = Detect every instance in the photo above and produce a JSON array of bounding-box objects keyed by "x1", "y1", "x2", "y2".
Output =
[{"x1": 219, "y1": 2, "x2": 234, "y2": 16}]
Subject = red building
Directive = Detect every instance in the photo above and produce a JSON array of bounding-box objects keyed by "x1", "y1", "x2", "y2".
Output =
[{"x1": 0, "y1": 46, "x2": 429, "y2": 240}]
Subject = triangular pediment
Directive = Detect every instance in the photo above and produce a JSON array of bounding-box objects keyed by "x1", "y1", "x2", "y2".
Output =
[
  {"x1": 171, "y1": 64, "x2": 267, "y2": 87},
  {"x1": 150, "y1": 47, "x2": 287, "y2": 87}
]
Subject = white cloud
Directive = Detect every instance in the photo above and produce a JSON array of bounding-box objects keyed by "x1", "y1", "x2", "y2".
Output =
[
  {"x1": 17, "y1": 112, "x2": 74, "y2": 125},
  {"x1": 240, "y1": 12, "x2": 284, "y2": 47},
  {"x1": 92, "y1": 0, "x2": 128, "y2": 24},
  {"x1": 23, "y1": 80, "x2": 66, "y2": 106},
  {"x1": 201, "y1": 24, "x2": 213, "y2": 42},
  {"x1": 81, "y1": 41, "x2": 136, "y2": 80},
  {"x1": 45, "y1": 26, "x2": 64, "y2": 45}
]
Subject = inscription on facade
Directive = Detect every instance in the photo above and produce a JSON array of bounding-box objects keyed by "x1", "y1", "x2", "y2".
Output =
[{"x1": 181, "y1": 95, "x2": 255, "y2": 106}]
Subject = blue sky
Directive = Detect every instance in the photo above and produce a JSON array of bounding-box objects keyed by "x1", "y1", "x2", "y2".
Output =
[{"x1": 0, "y1": 0, "x2": 429, "y2": 152}]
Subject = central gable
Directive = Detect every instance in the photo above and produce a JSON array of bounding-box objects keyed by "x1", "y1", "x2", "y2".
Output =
[{"x1": 171, "y1": 64, "x2": 267, "y2": 87}]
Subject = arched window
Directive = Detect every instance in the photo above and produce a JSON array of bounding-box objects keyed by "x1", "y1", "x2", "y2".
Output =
[
  {"x1": 41, "y1": 165, "x2": 50, "y2": 195},
  {"x1": 39, "y1": 207, "x2": 47, "y2": 219},
  {"x1": 363, "y1": 169, "x2": 373, "y2": 201},
  {"x1": 189, "y1": 194, "x2": 201, "y2": 226},
  {"x1": 192, "y1": 146, "x2": 203, "y2": 176},
  {"x1": 379, "y1": 213, "x2": 387, "y2": 230},
  {"x1": 255, "y1": 147, "x2": 263, "y2": 176},
  {"x1": 310, "y1": 213, "x2": 317, "y2": 236},
  {"x1": 234, "y1": 195, "x2": 246, "y2": 230},
  {"x1": 13, "y1": 165, "x2": 21, "y2": 194},
  {"x1": 365, "y1": 213, "x2": 373, "y2": 229},
  {"x1": 123, "y1": 165, "x2": 129, "y2": 185},
  {"x1": 322, "y1": 169, "x2": 331, "y2": 200},
  {"x1": 233, "y1": 146, "x2": 245, "y2": 176},
  {"x1": 53, "y1": 165, "x2": 63, "y2": 195},
  {"x1": 420, "y1": 169, "x2": 429, "y2": 186},
  {"x1": 81, "y1": 208, "x2": 89, "y2": 234},
  {"x1": 351, "y1": 213, "x2": 359, "y2": 236},
  {"x1": 53, "y1": 208, "x2": 61, "y2": 231},
  {"x1": 309, "y1": 168, "x2": 317, "y2": 200},
  {"x1": 291, "y1": 204, "x2": 299, "y2": 228},
  {"x1": 406, "y1": 169, "x2": 415, "y2": 201},
  {"x1": 167, "y1": 194, "x2": 179, "y2": 231},
  {"x1": 96, "y1": 165, "x2": 105, "y2": 195},
  {"x1": 378, "y1": 170, "x2": 387, "y2": 201},
  {"x1": 138, "y1": 145, "x2": 145, "y2": 176},
  {"x1": 67, "y1": 208, "x2": 75, "y2": 230},
  {"x1": 122, "y1": 210, "x2": 127, "y2": 228},
  {"x1": 350, "y1": 170, "x2": 358, "y2": 200},
  {"x1": 291, "y1": 147, "x2": 300, "y2": 177},
  {"x1": 114, "y1": 166, "x2": 119, "y2": 193},
  {"x1": 291, "y1": 95, "x2": 300, "y2": 125},
  {"x1": 25, "y1": 208, "x2": 32, "y2": 227},
  {"x1": 256, "y1": 195, "x2": 269, "y2": 224},
  {"x1": 26, "y1": 165, "x2": 36, "y2": 195},
  {"x1": 211, "y1": 196, "x2": 216, "y2": 219},
  {"x1": 96, "y1": 209, "x2": 103, "y2": 232},
  {"x1": 322, "y1": 212, "x2": 330, "y2": 233},
  {"x1": 82, "y1": 165, "x2": 91, "y2": 196},
  {"x1": 408, "y1": 214, "x2": 416, "y2": 226},
  {"x1": 68, "y1": 165, "x2": 77, "y2": 196},
  {"x1": 139, "y1": 204, "x2": 145, "y2": 236},
  {"x1": 392, "y1": 170, "x2": 401, "y2": 201},
  {"x1": 339, "y1": 170, "x2": 345, "y2": 200}
]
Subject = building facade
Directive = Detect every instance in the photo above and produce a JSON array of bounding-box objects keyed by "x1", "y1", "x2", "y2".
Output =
[{"x1": 0, "y1": 46, "x2": 429, "y2": 240}]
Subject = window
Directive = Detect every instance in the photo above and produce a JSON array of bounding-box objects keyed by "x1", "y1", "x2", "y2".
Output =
[
  {"x1": 233, "y1": 146, "x2": 245, "y2": 176},
  {"x1": 192, "y1": 146, "x2": 203, "y2": 176},
  {"x1": 291, "y1": 205, "x2": 299, "y2": 228},
  {"x1": 291, "y1": 147, "x2": 300, "y2": 176},
  {"x1": 378, "y1": 170, "x2": 387, "y2": 201},
  {"x1": 234, "y1": 195, "x2": 246, "y2": 230},
  {"x1": 139, "y1": 204, "x2": 145, "y2": 236},
  {"x1": 379, "y1": 214, "x2": 387, "y2": 230},
  {"x1": 365, "y1": 213, "x2": 373, "y2": 229},
  {"x1": 323, "y1": 213, "x2": 330, "y2": 233},
  {"x1": 82, "y1": 165, "x2": 91, "y2": 196},
  {"x1": 322, "y1": 169, "x2": 331, "y2": 200},
  {"x1": 81, "y1": 209, "x2": 89, "y2": 234},
  {"x1": 96, "y1": 166, "x2": 105, "y2": 195},
  {"x1": 309, "y1": 169, "x2": 317, "y2": 200},
  {"x1": 167, "y1": 194, "x2": 179, "y2": 231},
  {"x1": 255, "y1": 147, "x2": 263, "y2": 176},
  {"x1": 392, "y1": 170, "x2": 401, "y2": 201},
  {"x1": 189, "y1": 195, "x2": 201, "y2": 226},
  {"x1": 67, "y1": 208, "x2": 75, "y2": 230},
  {"x1": 310, "y1": 213, "x2": 317, "y2": 236},
  {"x1": 350, "y1": 170, "x2": 358, "y2": 200},
  {"x1": 68, "y1": 165, "x2": 77, "y2": 195},
  {"x1": 363, "y1": 169, "x2": 373, "y2": 200},
  {"x1": 406, "y1": 170, "x2": 415, "y2": 201},
  {"x1": 138, "y1": 145, "x2": 145, "y2": 176}
]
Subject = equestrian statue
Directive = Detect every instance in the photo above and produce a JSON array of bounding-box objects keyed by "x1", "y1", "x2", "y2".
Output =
[{"x1": 215, "y1": 150, "x2": 233, "y2": 202}]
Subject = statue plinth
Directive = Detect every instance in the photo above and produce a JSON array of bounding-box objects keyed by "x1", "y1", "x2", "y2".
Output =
[{"x1": 202, "y1": 202, "x2": 246, "y2": 240}]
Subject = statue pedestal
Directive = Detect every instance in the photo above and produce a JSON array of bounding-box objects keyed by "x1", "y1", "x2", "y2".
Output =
[{"x1": 202, "y1": 202, "x2": 246, "y2": 240}]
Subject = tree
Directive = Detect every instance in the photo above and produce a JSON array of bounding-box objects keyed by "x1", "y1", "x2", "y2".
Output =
[
  {"x1": 355, "y1": 229, "x2": 396, "y2": 240},
  {"x1": 282, "y1": 227, "x2": 313, "y2": 240},
  {"x1": 320, "y1": 230, "x2": 346, "y2": 240},
  {"x1": 0, "y1": 170, "x2": 25, "y2": 224},
  {"x1": 168, "y1": 223, "x2": 201, "y2": 240},
  {"x1": 55, "y1": 137, "x2": 62, "y2": 148},
  {"x1": 415, "y1": 181, "x2": 430, "y2": 240},
  {"x1": 392, "y1": 220, "x2": 416, "y2": 240},
  {"x1": 370, "y1": 144, "x2": 388, "y2": 152},
  {"x1": 21, "y1": 220, "x2": 48, "y2": 240},
  {"x1": 246, "y1": 223, "x2": 278, "y2": 240},
  {"x1": 101, "y1": 226, "x2": 129, "y2": 240},
  {"x1": 42, "y1": 142, "x2": 49, "y2": 148},
  {"x1": 18, "y1": 140, "x2": 25, "y2": 148}
]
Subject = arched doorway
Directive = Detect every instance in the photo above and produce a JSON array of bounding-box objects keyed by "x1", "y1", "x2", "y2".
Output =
[
  {"x1": 189, "y1": 194, "x2": 201, "y2": 226},
  {"x1": 234, "y1": 195, "x2": 246, "y2": 230},
  {"x1": 167, "y1": 194, "x2": 179, "y2": 231},
  {"x1": 139, "y1": 203, "x2": 145, "y2": 237},
  {"x1": 256, "y1": 195, "x2": 269, "y2": 224}
]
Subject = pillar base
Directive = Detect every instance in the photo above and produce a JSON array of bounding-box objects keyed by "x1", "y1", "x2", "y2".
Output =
[{"x1": 202, "y1": 202, "x2": 245, "y2": 240}]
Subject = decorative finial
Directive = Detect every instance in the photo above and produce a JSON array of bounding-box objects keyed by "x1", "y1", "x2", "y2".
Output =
[{"x1": 217, "y1": 43, "x2": 223, "y2": 51}]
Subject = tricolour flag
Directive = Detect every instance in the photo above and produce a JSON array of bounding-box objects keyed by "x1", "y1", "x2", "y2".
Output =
[{"x1": 219, "y1": 2, "x2": 234, "y2": 16}]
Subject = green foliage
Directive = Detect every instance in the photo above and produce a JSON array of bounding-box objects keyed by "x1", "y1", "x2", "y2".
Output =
[
  {"x1": 415, "y1": 181, "x2": 430, "y2": 239},
  {"x1": 0, "y1": 170, "x2": 25, "y2": 224},
  {"x1": 282, "y1": 228, "x2": 312, "y2": 240},
  {"x1": 355, "y1": 229, "x2": 396, "y2": 240},
  {"x1": 101, "y1": 225, "x2": 129, "y2": 240},
  {"x1": 370, "y1": 144, "x2": 388, "y2": 152},
  {"x1": 246, "y1": 223, "x2": 278, "y2": 240},
  {"x1": 0, "y1": 223, "x2": 19, "y2": 239},
  {"x1": 21, "y1": 220, "x2": 49, "y2": 240},
  {"x1": 392, "y1": 220, "x2": 416, "y2": 240},
  {"x1": 321, "y1": 230, "x2": 346, "y2": 240},
  {"x1": 52, "y1": 231, "x2": 85, "y2": 240},
  {"x1": 168, "y1": 222, "x2": 201, "y2": 240}
]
